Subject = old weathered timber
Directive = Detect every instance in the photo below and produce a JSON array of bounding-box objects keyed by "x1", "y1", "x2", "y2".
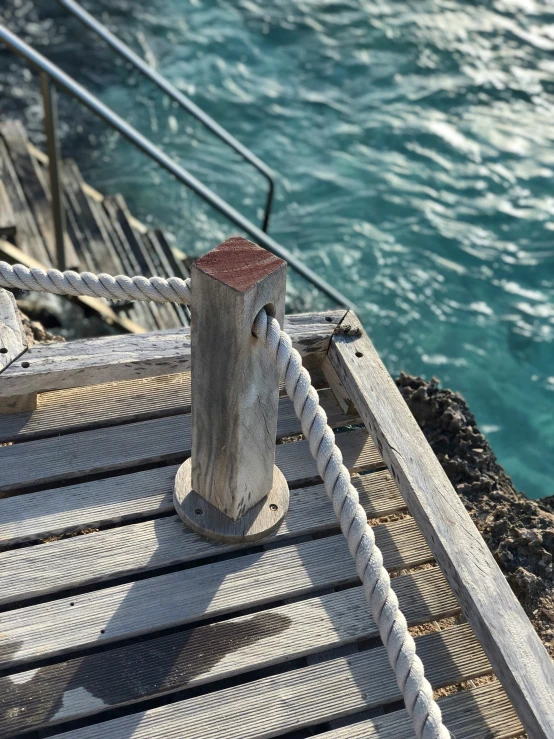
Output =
[
  {"x1": 0, "y1": 299, "x2": 534, "y2": 739},
  {"x1": 328, "y1": 310, "x2": 554, "y2": 739},
  {"x1": 174, "y1": 237, "x2": 291, "y2": 541}
]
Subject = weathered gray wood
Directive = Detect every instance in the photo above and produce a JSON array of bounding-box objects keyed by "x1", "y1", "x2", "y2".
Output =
[
  {"x1": 0, "y1": 466, "x2": 400, "y2": 548},
  {"x1": 0, "y1": 369, "x2": 328, "y2": 443},
  {"x1": 0, "y1": 287, "x2": 26, "y2": 372},
  {"x1": 0, "y1": 180, "x2": 16, "y2": 239},
  {"x1": 321, "y1": 353, "x2": 356, "y2": 415},
  {"x1": 0, "y1": 519, "x2": 431, "y2": 670},
  {"x1": 0, "y1": 567, "x2": 458, "y2": 736},
  {"x1": 328, "y1": 310, "x2": 554, "y2": 739},
  {"x1": 0, "y1": 392, "x2": 37, "y2": 415},
  {"x1": 0, "y1": 137, "x2": 52, "y2": 265},
  {"x1": 62, "y1": 159, "x2": 150, "y2": 329},
  {"x1": 189, "y1": 237, "x2": 287, "y2": 520},
  {"x1": 46, "y1": 625, "x2": 490, "y2": 739},
  {"x1": 0, "y1": 402, "x2": 373, "y2": 495},
  {"x1": 0, "y1": 311, "x2": 346, "y2": 398},
  {"x1": 104, "y1": 195, "x2": 174, "y2": 331},
  {"x1": 0, "y1": 474, "x2": 412, "y2": 602},
  {"x1": 174, "y1": 459, "x2": 290, "y2": 542},
  {"x1": 0, "y1": 121, "x2": 80, "y2": 269},
  {"x1": 325, "y1": 681, "x2": 522, "y2": 739}
]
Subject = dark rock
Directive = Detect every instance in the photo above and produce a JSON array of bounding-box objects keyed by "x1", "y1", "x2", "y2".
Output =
[{"x1": 396, "y1": 373, "x2": 554, "y2": 656}]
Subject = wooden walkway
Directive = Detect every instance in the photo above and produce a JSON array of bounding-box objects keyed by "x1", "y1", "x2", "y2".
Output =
[
  {"x1": 1, "y1": 294, "x2": 553, "y2": 738},
  {"x1": 0, "y1": 119, "x2": 190, "y2": 333}
]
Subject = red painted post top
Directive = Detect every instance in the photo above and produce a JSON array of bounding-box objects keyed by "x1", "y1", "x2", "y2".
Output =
[{"x1": 194, "y1": 237, "x2": 285, "y2": 293}]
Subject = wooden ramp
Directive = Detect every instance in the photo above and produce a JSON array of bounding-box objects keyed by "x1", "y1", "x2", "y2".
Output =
[
  {"x1": 0, "y1": 298, "x2": 552, "y2": 739},
  {"x1": 0, "y1": 119, "x2": 190, "y2": 333}
]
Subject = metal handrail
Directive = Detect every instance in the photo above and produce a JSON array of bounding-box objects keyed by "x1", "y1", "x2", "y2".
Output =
[
  {"x1": 0, "y1": 26, "x2": 354, "y2": 308},
  {"x1": 58, "y1": 0, "x2": 275, "y2": 232}
]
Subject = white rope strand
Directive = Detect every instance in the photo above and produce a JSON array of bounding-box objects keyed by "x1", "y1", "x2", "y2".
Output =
[
  {"x1": 253, "y1": 308, "x2": 451, "y2": 739},
  {"x1": 0, "y1": 261, "x2": 192, "y2": 305}
]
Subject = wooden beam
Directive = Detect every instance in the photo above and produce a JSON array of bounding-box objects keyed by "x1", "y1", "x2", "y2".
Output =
[
  {"x1": 175, "y1": 237, "x2": 289, "y2": 541},
  {"x1": 328, "y1": 310, "x2": 554, "y2": 739},
  {"x1": 0, "y1": 286, "x2": 26, "y2": 372},
  {"x1": 0, "y1": 308, "x2": 346, "y2": 398},
  {"x1": 0, "y1": 238, "x2": 145, "y2": 334}
]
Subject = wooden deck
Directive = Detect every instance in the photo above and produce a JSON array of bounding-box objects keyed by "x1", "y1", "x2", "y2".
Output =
[
  {"x1": 0, "y1": 119, "x2": 190, "y2": 333},
  {"x1": 0, "y1": 298, "x2": 552, "y2": 739}
]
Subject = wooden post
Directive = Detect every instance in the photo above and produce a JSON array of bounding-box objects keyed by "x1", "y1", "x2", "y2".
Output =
[
  {"x1": 173, "y1": 237, "x2": 290, "y2": 542},
  {"x1": 0, "y1": 287, "x2": 37, "y2": 414}
]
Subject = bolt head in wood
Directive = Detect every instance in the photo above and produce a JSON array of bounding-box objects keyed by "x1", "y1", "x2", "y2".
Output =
[{"x1": 174, "y1": 458, "x2": 290, "y2": 543}]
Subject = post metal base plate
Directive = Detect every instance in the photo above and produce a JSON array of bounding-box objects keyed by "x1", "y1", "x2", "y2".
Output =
[{"x1": 173, "y1": 459, "x2": 290, "y2": 543}]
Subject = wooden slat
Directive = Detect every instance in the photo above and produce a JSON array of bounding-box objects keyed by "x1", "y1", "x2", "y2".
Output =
[
  {"x1": 0, "y1": 399, "x2": 370, "y2": 494},
  {"x1": 0, "y1": 474, "x2": 410, "y2": 603},
  {"x1": 0, "y1": 121, "x2": 80, "y2": 269},
  {"x1": 0, "y1": 466, "x2": 400, "y2": 549},
  {"x1": 0, "y1": 238, "x2": 145, "y2": 334},
  {"x1": 0, "y1": 310, "x2": 346, "y2": 398},
  {"x1": 104, "y1": 195, "x2": 174, "y2": 331},
  {"x1": 46, "y1": 625, "x2": 491, "y2": 739},
  {"x1": 142, "y1": 231, "x2": 189, "y2": 326},
  {"x1": 325, "y1": 681, "x2": 522, "y2": 739},
  {"x1": 0, "y1": 287, "x2": 26, "y2": 372},
  {"x1": 328, "y1": 310, "x2": 554, "y2": 739},
  {"x1": 0, "y1": 137, "x2": 52, "y2": 265},
  {"x1": 0, "y1": 567, "x2": 457, "y2": 736},
  {"x1": 62, "y1": 159, "x2": 121, "y2": 276},
  {"x1": 0, "y1": 365, "x2": 327, "y2": 443},
  {"x1": 0, "y1": 180, "x2": 16, "y2": 239},
  {"x1": 0, "y1": 518, "x2": 431, "y2": 669}
]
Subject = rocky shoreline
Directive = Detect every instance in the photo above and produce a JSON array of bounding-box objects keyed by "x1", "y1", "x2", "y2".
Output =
[{"x1": 396, "y1": 373, "x2": 553, "y2": 657}]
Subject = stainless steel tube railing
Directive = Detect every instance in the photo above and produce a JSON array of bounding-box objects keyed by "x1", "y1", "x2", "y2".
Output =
[
  {"x1": 0, "y1": 26, "x2": 355, "y2": 308},
  {"x1": 58, "y1": 0, "x2": 275, "y2": 232}
]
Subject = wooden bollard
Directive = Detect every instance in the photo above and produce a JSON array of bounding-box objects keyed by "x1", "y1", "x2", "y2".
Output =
[{"x1": 173, "y1": 237, "x2": 290, "y2": 542}]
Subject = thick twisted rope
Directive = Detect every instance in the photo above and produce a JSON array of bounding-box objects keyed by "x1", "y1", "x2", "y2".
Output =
[
  {"x1": 0, "y1": 261, "x2": 192, "y2": 305},
  {"x1": 0, "y1": 261, "x2": 449, "y2": 737},
  {"x1": 253, "y1": 308, "x2": 450, "y2": 739}
]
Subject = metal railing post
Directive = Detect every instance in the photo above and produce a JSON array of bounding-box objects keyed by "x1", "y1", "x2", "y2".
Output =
[{"x1": 40, "y1": 72, "x2": 66, "y2": 271}]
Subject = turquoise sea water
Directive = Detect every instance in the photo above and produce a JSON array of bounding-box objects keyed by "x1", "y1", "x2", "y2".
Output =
[{"x1": 1, "y1": 0, "x2": 553, "y2": 499}]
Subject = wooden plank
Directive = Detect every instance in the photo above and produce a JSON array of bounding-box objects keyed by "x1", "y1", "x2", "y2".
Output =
[
  {"x1": 0, "y1": 567, "x2": 458, "y2": 736},
  {"x1": 62, "y1": 159, "x2": 120, "y2": 275},
  {"x1": 0, "y1": 417, "x2": 378, "y2": 495},
  {"x1": 44, "y1": 625, "x2": 491, "y2": 739},
  {"x1": 325, "y1": 681, "x2": 522, "y2": 739},
  {"x1": 0, "y1": 467, "x2": 400, "y2": 549},
  {"x1": 328, "y1": 310, "x2": 554, "y2": 739},
  {"x1": 141, "y1": 231, "x2": 189, "y2": 326},
  {"x1": 62, "y1": 159, "x2": 151, "y2": 330},
  {"x1": 0, "y1": 310, "x2": 346, "y2": 398},
  {"x1": 0, "y1": 239, "x2": 145, "y2": 334},
  {"x1": 0, "y1": 474, "x2": 410, "y2": 602},
  {"x1": 0, "y1": 137, "x2": 52, "y2": 266},
  {"x1": 0, "y1": 367, "x2": 328, "y2": 443},
  {"x1": 0, "y1": 518, "x2": 432, "y2": 669},
  {"x1": 0, "y1": 287, "x2": 26, "y2": 372},
  {"x1": 104, "y1": 195, "x2": 175, "y2": 330},
  {"x1": 0, "y1": 121, "x2": 79, "y2": 269},
  {"x1": 0, "y1": 180, "x2": 16, "y2": 239},
  {"x1": 190, "y1": 238, "x2": 287, "y2": 520}
]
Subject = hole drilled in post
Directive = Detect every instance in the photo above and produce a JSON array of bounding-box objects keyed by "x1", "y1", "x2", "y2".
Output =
[
  {"x1": 0, "y1": 347, "x2": 7, "y2": 354},
  {"x1": 21, "y1": 361, "x2": 30, "y2": 368},
  {"x1": 355, "y1": 351, "x2": 363, "y2": 358}
]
